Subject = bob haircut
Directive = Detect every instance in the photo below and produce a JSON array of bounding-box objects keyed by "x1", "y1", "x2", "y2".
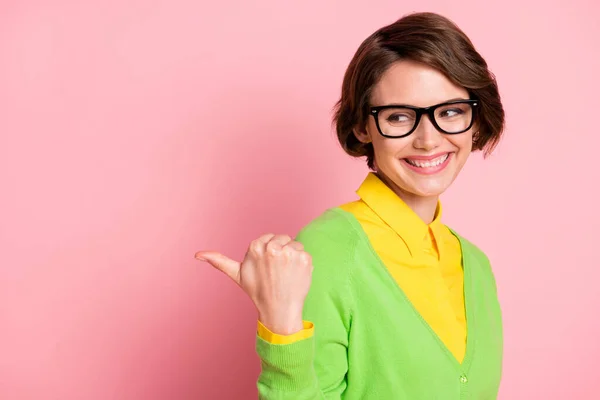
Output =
[{"x1": 334, "y1": 12, "x2": 505, "y2": 169}]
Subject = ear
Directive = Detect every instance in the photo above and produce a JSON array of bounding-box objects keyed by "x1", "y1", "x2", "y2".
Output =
[
  {"x1": 353, "y1": 125, "x2": 372, "y2": 144},
  {"x1": 471, "y1": 121, "x2": 480, "y2": 142}
]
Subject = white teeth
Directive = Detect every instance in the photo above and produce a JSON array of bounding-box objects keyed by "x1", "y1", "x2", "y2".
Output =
[{"x1": 406, "y1": 153, "x2": 449, "y2": 168}]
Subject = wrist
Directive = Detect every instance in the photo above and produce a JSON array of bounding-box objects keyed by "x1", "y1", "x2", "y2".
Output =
[{"x1": 258, "y1": 308, "x2": 304, "y2": 335}]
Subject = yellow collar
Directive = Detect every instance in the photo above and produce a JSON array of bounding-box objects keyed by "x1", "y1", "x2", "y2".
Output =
[{"x1": 356, "y1": 172, "x2": 446, "y2": 258}]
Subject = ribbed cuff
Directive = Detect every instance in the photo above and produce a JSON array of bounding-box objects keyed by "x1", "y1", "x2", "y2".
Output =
[{"x1": 256, "y1": 334, "x2": 317, "y2": 392}]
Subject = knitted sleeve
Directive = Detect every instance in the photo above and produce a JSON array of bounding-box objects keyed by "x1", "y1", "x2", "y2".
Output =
[{"x1": 256, "y1": 210, "x2": 355, "y2": 399}]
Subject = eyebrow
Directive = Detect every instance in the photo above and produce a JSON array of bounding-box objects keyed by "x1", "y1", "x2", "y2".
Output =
[{"x1": 374, "y1": 97, "x2": 471, "y2": 108}]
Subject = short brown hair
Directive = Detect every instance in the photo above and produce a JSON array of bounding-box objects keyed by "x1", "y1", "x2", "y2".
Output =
[{"x1": 333, "y1": 12, "x2": 505, "y2": 169}]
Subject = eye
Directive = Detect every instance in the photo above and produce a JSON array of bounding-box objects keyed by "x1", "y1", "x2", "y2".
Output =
[
  {"x1": 378, "y1": 107, "x2": 416, "y2": 126},
  {"x1": 386, "y1": 113, "x2": 414, "y2": 124},
  {"x1": 437, "y1": 103, "x2": 471, "y2": 119},
  {"x1": 438, "y1": 108, "x2": 464, "y2": 118},
  {"x1": 389, "y1": 113, "x2": 408, "y2": 122}
]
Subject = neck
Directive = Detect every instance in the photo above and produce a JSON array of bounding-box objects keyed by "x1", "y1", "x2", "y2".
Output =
[{"x1": 375, "y1": 172, "x2": 439, "y2": 224}]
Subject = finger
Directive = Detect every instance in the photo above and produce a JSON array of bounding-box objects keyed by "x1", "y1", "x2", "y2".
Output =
[
  {"x1": 247, "y1": 233, "x2": 276, "y2": 257},
  {"x1": 256, "y1": 233, "x2": 276, "y2": 244},
  {"x1": 195, "y1": 251, "x2": 241, "y2": 285},
  {"x1": 284, "y1": 240, "x2": 304, "y2": 251},
  {"x1": 266, "y1": 234, "x2": 293, "y2": 253}
]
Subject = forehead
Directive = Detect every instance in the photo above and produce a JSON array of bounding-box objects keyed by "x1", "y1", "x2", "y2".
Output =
[{"x1": 370, "y1": 60, "x2": 469, "y2": 107}]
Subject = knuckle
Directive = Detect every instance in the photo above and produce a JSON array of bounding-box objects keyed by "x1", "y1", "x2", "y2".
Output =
[
  {"x1": 299, "y1": 251, "x2": 312, "y2": 265},
  {"x1": 282, "y1": 246, "x2": 295, "y2": 256},
  {"x1": 249, "y1": 239, "x2": 260, "y2": 252},
  {"x1": 249, "y1": 239, "x2": 264, "y2": 255},
  {"x1": 265, "y1": 240, "x2": 282, "y2": 255},
  {"x1": 260, "y1": 233, "x2": 275, "y2": 240},
  {"x1": 272, "y1": 234, "x2": 292, "y2": 245}
]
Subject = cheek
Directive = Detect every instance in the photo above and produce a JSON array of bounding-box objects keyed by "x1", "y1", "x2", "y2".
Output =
[
  {"x1": 368, "y1": 126, "x2": 412, "y2": 159},
  {"x1": 372, "y1": 139, "x2": 411, "y2": 167},
  {"x1": 450, "y1": 132, "x2": 473, "y2": 153},
  {"x1": 449, "y1": 134, "x2": 473, "y2": 169}
]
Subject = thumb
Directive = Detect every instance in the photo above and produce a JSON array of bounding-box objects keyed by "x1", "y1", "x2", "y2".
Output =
[{"x1": 195, "y1": 251, "x2": 241, "y2": 285}]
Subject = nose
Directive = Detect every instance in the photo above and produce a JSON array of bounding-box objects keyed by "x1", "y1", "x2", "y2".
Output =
[{"x1": 412, "y1": 114, "x2": 443, "y2": 151}]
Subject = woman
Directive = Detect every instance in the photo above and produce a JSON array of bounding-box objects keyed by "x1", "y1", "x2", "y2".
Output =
[{"x1": 196, "y1": 11, "x2": 504, "y2": 399}]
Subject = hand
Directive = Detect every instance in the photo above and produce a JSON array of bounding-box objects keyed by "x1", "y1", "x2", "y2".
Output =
[{"x1": 195, "y1": 234, "x2": 313, "y2": 335}]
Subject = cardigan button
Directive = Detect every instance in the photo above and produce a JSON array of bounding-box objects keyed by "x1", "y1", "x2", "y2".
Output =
[{"x1": 460, "y1": 375, "x2": 468, "y2": 384}]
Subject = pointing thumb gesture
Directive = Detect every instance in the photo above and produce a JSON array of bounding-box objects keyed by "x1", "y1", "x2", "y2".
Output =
[
  {"x1": 196, "y1": 251, "x2": 241, "y2": 285},
  {"x1": 195, "y1": 233, "x2": 314, "y2": 335}
]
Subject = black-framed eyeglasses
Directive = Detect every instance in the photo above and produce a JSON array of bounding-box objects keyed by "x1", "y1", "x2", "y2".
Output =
[{"x1": 369, "y1": 99, "x2": 479, "y2": 138}]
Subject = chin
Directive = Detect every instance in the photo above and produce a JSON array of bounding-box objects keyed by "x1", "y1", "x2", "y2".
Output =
[
  {"x1": 407, "y1": 185, "x2": 448, "y2": 198},
  {"x1": 394, "y1": 172, "x2": 455, "y2": 198},
  {"x1": 395, "y1": 160, "x2": 460, "y2": 198},
  {"x1": 379, "y1": 161, "x2": 459, "y2": 199}
]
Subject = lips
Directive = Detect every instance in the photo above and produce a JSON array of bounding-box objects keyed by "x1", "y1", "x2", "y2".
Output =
[
  {"x1": 404, "y1": 153, "x2": 449, "y2": 168},
  {"x1": 401, "y1": 152, "x2": 453, "y2": 175}
]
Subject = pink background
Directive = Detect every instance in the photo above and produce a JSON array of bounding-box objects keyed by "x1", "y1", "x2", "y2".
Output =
[{"x1": 1, "y1": 1, "x2": 599, "y2": 399}]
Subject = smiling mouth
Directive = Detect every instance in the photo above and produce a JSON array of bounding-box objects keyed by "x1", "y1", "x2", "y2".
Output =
[{"x1": 404, "y1": 153, "x2": 449, "y2": 168}]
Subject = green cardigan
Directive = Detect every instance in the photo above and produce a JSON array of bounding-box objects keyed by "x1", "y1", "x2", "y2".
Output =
[{"x1": 256, "y1": 208, "x2": 503, "y2": 399}]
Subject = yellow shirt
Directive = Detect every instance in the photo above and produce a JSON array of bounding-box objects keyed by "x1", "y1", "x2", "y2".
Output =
[{"x1": 258, "y1": 172, "x2": 467, "y2": 362}]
